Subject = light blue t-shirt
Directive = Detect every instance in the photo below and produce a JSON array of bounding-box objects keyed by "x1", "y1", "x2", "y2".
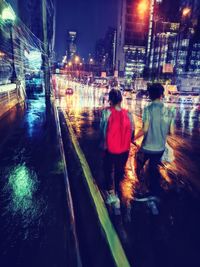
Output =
[{"x1": 142, "y1": 101, "x2": 175, "y2": 153}]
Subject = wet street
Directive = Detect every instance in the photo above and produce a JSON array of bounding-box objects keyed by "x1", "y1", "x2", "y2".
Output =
[
  {"x1": 1, "y1": 80, "x2": 200, "y2": 267},
  {"x1": 2, "y1": 0, "x2": 200, "y2": 266},
  {"x1": 57, "y1": 77, "x2": 200, "y2": 267},
  {"x1": 0, "y1": 95, "x2": 79, "y2": 267}
]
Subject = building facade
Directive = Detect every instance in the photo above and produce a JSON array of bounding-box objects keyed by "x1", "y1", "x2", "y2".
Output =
[
  {"x1": 116, "y1": 0, "x2": 150, "y2": 78},
  {"x1": 0, "y1": 0, "x2": 21, "y2": 83},
  {"x1": 147, "y1": 0, "x2": 200, "y2": 80},
  {"x1": 149, "y1": 21, "x2": 179, "y2": 77},
  {"x1": 66, "y1": 31, "x2": 77, "y2": 61},
  {"x1": 94, "y1": 27, "x2": 117, "y2": 75},
  {"x1": 180, "y1": 0, "x2": 200, "y2": 74}
]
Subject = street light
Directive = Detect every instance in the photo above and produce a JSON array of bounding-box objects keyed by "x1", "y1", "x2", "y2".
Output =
[
  {"x1": 74, "y1": 55, "x2": 80, "y2": 72},
  {"x1": 1, "y1": 4, "x2": 17, "y2": 82},
  {"x1": 74, "y1": 56, "x2": 80, "y2": 63},
  {"x1": 182, "y1": 7, "x2": 191, "y2": 18},
  {"x1": 137, "y1": 0, "x2": 149, "y2": 19},
  {"x1": 68, "y1": 61, "x2": 73, "y2": 75},
  {"x1": 74, "y1": 56, "x2": 80, "y2": 79},
  {"x1": 1, "y1": 6, "x2": 16, "y2": 21}
]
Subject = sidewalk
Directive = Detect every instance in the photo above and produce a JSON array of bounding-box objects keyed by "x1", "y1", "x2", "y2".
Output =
[{"x1": 0, "y1": 94, "x2": 80, "y2": 267}]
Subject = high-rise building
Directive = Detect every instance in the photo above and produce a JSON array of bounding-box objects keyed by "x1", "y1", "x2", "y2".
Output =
[
  {"x1": 149, "y1": 21, "x2": 180, "y2": 77},
  {"x1": 66, "y1": 31, "x2": 77, "y2": 61},
  {"x1": 147, "y1": 0, "x2": 200, "y2": 78},
  {"x1": 94, "y1": 27, "x2": 116, "y2": 75},
  {"x1": 116, "y1": 0, "x2": 150, "y2": 78},
  {"x1": 149, "y1": 21, "x2": 196, "y2": 76}
]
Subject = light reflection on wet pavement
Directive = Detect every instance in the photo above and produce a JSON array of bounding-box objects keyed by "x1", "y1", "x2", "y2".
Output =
[
  {"x1": 0, "y1": 96, "x2": 74, "y2": 267},
  {"x1": 58, "y1": 80, "x2": 200, "y2": 267},
  {"x1": 58, "y1": 81, "x2": 200, "y2": 195}
]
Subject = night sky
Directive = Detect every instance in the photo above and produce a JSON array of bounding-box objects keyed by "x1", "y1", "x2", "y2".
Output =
[{"x1": 55, "y1": 0, "x2": 118, "y2": 61}]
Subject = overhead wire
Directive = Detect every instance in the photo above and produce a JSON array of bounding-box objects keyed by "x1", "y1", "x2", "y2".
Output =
[{"x1": 0, "y1": 0, "x2": 54, "y2": 75}]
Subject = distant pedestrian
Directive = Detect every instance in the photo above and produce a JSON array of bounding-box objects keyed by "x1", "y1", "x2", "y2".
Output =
[
  {"x1": 100, "y1": 89, "x2": 134, "y2": 209},
  {"x1": 134, "y1": 83, "x2": 175, "y2": 197}
]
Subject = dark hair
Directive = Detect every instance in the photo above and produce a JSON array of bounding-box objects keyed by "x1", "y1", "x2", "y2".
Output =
[
  {"x1": 109, "y1": 89, "x2": 122, "y2": 105},
  {"x1": 147, "y1": 83, "x2": 164, "y2": 101}
]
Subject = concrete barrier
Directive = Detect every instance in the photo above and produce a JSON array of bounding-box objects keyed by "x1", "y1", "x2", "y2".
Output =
[
  {"x1": 0, "y1": 83, "x2": 25, "y2": 119},
  {"x1": 53, "y1": 101, "x2": 82, "y2": 267}
]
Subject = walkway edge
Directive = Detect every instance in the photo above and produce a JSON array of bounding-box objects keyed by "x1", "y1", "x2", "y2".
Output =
[
  {"x1": 53, "y1": 102, "x2": 82, "y2": 267},
  {"x1": 62, "y1": 110, "x2": 131, "y2": 267}
]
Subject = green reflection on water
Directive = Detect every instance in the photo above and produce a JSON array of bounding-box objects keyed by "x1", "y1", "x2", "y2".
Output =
[
  {"x1": 51, "y1": 160, "x2": 65, "y2": 175},
  {"x1": 8, "y1": 164, "x2": 38, "y2": 213}
]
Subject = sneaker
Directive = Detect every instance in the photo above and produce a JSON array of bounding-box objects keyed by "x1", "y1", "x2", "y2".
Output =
[{"x1": 106, "y1": 192, "x2": 119, "y2": 205}]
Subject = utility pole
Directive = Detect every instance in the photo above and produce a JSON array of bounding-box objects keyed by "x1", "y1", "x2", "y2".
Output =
[{"x1": 42, "y1": 0, "x2": 51, "y2": 99}]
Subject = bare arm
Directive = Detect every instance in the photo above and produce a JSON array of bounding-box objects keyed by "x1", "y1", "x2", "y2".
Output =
[
  {"x1": 134, "y1": 107, "x2": 149, "y2": 142},
  {"x1": 134, "y1": 120, "x2": 149, "y2": 141},
  {"x1": 128, "y1": 112, "x2": 135, "y2": 142},
  {"x1": 169, "y1": 108, "x2": 176, "y2": 135},
  {"x1": 169, "y1": 120, "x2": 175, "y2": 135}
]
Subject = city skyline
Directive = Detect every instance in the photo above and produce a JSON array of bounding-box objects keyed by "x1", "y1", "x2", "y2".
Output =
[
  {"x1": 55, "y1": 0, "x2": 118, "y2": 60},
  {"x1": 4, "y1": 0, "x2": 200, "y2": 79},
  {"x1": 6, "y1": 0, "x2": 118, "y2": 60}
]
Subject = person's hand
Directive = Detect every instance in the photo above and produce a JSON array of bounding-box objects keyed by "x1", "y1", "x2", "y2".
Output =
[
  {"x1": 131, "y1": 139, "x2": 136, "y2": 146},
  {"x1": 131, "y1": 140, "x2": 140, "y2": 149}
]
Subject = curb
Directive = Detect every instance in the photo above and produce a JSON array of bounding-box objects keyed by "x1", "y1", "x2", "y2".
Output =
[{"x1": 53, "y1": 102, "x2": 82, "y2": 267}]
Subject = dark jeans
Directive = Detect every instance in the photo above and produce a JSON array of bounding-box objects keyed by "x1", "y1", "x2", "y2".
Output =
[
  {"x1": 103, "y1": 150, "x2": 129, "y2": 198},
  {"x1": 136, "y1": 149, "x2": 164, "y2": 196}
]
